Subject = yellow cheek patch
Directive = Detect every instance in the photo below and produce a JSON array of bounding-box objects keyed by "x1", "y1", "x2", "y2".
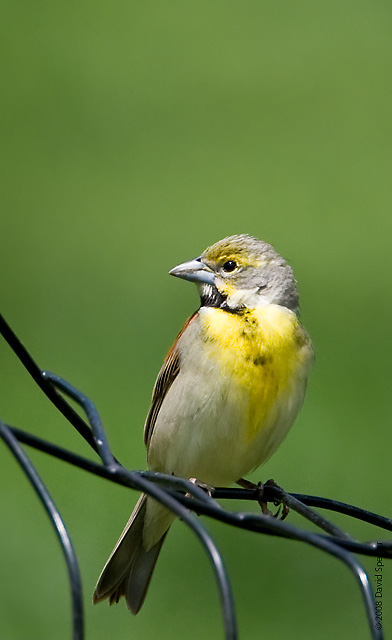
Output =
[
  {"x1": 199, "y1": 306, "x2": 309, "y2": 440},
  {"x1": 214, "y1": 278, "x2": 236, "y2": 297}
]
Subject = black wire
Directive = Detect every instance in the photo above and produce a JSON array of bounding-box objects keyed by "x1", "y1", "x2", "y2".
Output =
[
  {"x1": 42, "y1": 371, "x2": 116, "y2": 469},
  {"x1": 8, "y1": 424, "x2": 392, "y2": 543},
  {"x1": 4, "y1": 423, "x2": 387, "y2": 639},
  {"x1": 0, "y1": 314, "x2": 97, "y2": 452},
  {"x1": 1, "y1": 312, "x2": 390, "y2": 640},
  {"x1": 2, "y1": 424, "x2": 237, "y2": 639},
  {"x1": 290, "y1": 493, "x2": 392, "y2": 532},
  {"x1": 0, "y1": 422, "x2": 84, "y2": 640},
  {"x1": 114, "y1": 469, "x2": 238, "y2": 640}
]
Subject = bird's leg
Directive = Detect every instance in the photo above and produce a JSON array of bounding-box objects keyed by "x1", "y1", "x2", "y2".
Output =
[
  {"x1": 178, "y1": 479, "x2": 216, "y2": 519},
  {"x1": 236, "y1": 477, "x2": 272, "y2": 515},
  {"x1": 264, "y1": 479, "x2": 290, "y2": 520},
  {"x1": 236, "y1": 477, "x2": 289, "y2": 520},
  {"x1": 188, "y1": 477, "x2": 214, "y2": 498}
]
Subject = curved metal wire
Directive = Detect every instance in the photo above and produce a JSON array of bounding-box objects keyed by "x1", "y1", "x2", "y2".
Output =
[
  {"x1": 42, "y1": 371, "x2": 116, "y2": 469},
  {"x1": 1, "y1": 312, "x2": 391, "y2": 640},
  {"x1": 0, "y1": 422, "x2": 84, "y2": 640},
  {"x1": 0, "y1": 314, "x2": 97, "y2": 451}
]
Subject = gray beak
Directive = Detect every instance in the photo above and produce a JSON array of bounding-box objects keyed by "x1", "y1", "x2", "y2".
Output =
[{"x1": 169, "y1": 258, "x2": 215, "y2": 286}]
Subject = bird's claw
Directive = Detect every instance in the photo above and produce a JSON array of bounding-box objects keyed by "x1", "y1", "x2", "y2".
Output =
[
  {"x1": 237, "y1": 477, "x2": 290, "y2": 520},
  {"x1": 188, "y1": 477, "x2": 214, "y2": 498}
]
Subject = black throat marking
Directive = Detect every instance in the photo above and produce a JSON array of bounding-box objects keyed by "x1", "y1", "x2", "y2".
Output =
[
  {"x1": 200, "y1": 283, "x2": 226, "y2": 308},
  {"x1": 200, "y1": 284, "x2": 242, "y2": 314}
]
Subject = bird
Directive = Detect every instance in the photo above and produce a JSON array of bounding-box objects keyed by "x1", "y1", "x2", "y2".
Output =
[{"x1": 93, "y1": 233, "x2": 314, "y2": 614}]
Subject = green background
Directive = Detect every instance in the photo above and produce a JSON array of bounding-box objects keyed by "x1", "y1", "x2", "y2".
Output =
[{"x1": 1, "y1": 1, "x2": 391, "y2": 638}]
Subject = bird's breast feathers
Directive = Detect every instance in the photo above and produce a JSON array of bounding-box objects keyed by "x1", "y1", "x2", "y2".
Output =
[{"x1": 147, "y1": 304, "x2": 313, "y2": 485}]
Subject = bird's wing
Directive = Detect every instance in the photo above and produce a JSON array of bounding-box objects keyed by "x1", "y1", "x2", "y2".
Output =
[{"x1": 144, "y1": 312, "x2": 198, "y2": 449}]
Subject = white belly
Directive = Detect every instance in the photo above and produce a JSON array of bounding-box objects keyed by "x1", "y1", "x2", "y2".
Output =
[{"x1": 147, "y1": 351, "x2": 308, "y2": 486}]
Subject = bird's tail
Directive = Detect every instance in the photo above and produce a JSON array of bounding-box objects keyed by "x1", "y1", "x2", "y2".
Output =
[{"x1": 93, "y1": 494, "x2": 169, "y2": 614}]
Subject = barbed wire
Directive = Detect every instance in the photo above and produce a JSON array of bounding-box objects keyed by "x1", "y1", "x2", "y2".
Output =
[{"x1": 0, "y1": 312, "x2": 390, "y2": 640}]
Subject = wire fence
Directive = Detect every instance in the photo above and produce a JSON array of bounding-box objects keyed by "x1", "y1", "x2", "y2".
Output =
[{"x1": 0, "y1": 312, "x2": 391, "y2": 640}]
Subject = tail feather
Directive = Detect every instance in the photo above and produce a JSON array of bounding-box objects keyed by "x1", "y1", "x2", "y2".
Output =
[
  {"x1": 125, "y1": 533, "x2": 167, "y2": 614},
  {"x1": 93, "y1": 494, "x2": 169, "y2": 614}
]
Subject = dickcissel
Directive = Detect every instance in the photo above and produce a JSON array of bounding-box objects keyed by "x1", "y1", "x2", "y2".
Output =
[{"x1": 93, "y1": 234, "x2": 313, "y2": 614}]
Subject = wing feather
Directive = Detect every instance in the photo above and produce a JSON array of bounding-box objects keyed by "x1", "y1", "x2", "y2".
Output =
[{"x1": 143, "y1": 312, "x2": 197, "y2": 448}]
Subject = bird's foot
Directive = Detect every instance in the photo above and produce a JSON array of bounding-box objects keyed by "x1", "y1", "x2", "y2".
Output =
[
  {"x1": 236, "y1": 477, "x2": 289, "y2": 520},
  {"x1": 188, "y1": 477, "x2": 214, "y2": 498}
]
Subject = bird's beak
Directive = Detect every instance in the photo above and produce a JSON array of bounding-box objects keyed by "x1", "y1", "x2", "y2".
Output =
[{"x1": 169, "y1": 257, "x2": 215, "y2": 285}]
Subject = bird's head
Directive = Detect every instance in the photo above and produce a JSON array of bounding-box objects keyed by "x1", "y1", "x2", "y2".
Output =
[{"x1": 170, "y1": 234, "x2": 299, "y2": 313}]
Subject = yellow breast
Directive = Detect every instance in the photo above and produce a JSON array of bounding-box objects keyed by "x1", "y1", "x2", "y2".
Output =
[{"x1": 198, "y1": 305, "x2": 312, "y2": 440}]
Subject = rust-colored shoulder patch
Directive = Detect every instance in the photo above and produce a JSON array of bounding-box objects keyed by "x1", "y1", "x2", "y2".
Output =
[{"x1": 143, "y1": 312, "x2": 198, "y2": 449}]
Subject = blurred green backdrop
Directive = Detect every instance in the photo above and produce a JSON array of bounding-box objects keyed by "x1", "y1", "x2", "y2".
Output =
[{"x1": 1, "y1": 1, "x2": 391, "y2": 638}]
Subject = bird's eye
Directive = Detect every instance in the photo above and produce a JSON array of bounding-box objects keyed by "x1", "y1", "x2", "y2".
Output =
[{"x1": 222, "y1": 260, "x2": 238, "y2": 273}]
